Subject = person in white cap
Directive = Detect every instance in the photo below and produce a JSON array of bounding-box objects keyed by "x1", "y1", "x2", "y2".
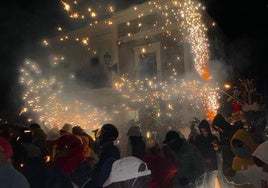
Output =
[
  {"x1": 103, "y1": 156, "x2": 151, "y2": 188},
  {"x1": 230, "y1": 140, "x2": 268, "y2": 187}
]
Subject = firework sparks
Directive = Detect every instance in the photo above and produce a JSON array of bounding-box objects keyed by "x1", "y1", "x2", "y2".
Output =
[
  {"x1": 19, "y1": 0, "x2": 221, "y2": 129},
  {"x1": 19, "y1": 60, "x2": 118, "y2": 130}
]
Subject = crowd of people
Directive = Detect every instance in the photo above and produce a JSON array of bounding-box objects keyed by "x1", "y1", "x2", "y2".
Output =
[{"x1": 0, "y1": 113, "x2": 267, "y2": 188}]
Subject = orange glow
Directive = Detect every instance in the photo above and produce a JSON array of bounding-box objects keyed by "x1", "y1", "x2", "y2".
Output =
[
  {"x1": 19, "y1": 0, "x2": 221, "y2": 127},
  {"x1": 215, "y1": 176, "x2": 221, "y2": 188},
  {"x1": 207, "y1": 110, "x2": 216, "y2": 121},
  {"x1": 202, "y1": 67, "x2": 210, "y2": 80},
  {"x1": 224, "y1": 83, "x2": 231, "y2": 89}
]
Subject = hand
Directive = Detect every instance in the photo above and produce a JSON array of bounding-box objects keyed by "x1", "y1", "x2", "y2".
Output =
[
  {"x1": 211, "y1": 142, "x2": 219, "y2": 151},
  {"x1": 223, "y1": 167, "x2": 236, "y2": 177}
]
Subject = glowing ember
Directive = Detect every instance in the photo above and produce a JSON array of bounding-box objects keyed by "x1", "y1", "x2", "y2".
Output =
[{"x1": 19, "y1": 0, "x2": 221, "y2": 128}]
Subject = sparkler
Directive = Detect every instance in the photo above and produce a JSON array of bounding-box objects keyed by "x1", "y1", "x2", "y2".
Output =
[
  {"x1": 114, "y1": 75, "x2": 220, "y2": 121},
  {"x1": 19, "y1": 60, "x2": 117, "y2": 130},
  {"x1": 19, "y1": 0, "x2": 221, "y2": 130},
  {"x1": 114, "y1": 0, "x2": 218, "y2": 120}
]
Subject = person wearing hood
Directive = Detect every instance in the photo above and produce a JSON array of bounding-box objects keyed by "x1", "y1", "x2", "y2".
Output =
[
  {"x1": 230, "y1": 129, "x2": 258, "y2": 171},
  {"x1": 193, "y1": 119, "x2": 219, "y2": 172},
  {"x1": 212, "y1": 114, "x2": 239, "y2": 145},
  {"x1": 212, "y1": 114, "x2": 239, "y2": 177},
  {"x1": 30, "y1": 123, "x2": 47, "y2": 157},
  {"x1": 230, "y1": 140, "x2": 268, "y2": 188},
  {"x1": 85, "y1": 123, "x2": 120, "y2": 188},
  {"x1": 53, "y1": 123, "x2": 85, "y2": 176},
  {"x1": 163, "y1": 130, "x2": 204, "y2": 187}
]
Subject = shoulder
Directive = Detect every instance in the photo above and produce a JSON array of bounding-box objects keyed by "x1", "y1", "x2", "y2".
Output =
[
  {"x1": 101, "y1": 143, "x2": 120, "y2": 156},
  {"x1": 14, "y1": 171, "x2": 30, "y2": 188},
  {"x1": 0, "y1": 165, "x2": 30, "y2": 188},
  {"x1": 234, "y1": 165, "x2": 267, "y2": 182}
]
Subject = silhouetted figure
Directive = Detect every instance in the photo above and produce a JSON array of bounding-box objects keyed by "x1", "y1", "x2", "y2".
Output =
[
  {"x1": 163, "y1": 130, "x2": 204, "y2": 187},
  {"x1": 86, "y1": 123, "x2": 120, "y2": 188},
  {"x1": 30, "y1": 123, "x2": 47, "y2": 157},
  {"x1": 72, "y1": 125, "x2": 94, "y2": 149},
  {"x1": 230, "y1": 140, "x2": 268, "y2": 187},
  {"x1": 193, "y1": 119, "x2": 219, "y2": 172},
  {"x1": 0, "y1": 136, "x2": 30, "y2": 188},
  {"x1": 212, "y1": 114, "x2": 239, "y2": 177},
  {"x1": 230, "y1": 129, "x2": 258, "y2": 171},
  {"x1": 126, "y1": 125, "x2": 145, "y2": 160}
]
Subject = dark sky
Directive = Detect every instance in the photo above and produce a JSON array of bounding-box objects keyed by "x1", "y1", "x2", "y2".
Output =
[
  {"x1": 0, "y1": 0, "x2": 67, "y2": 118},
  {"x1": 206, "y1": 0, "x2": 267, "y2": 85},
  {"x1": 1, "y1": 0, "x2": 267, "y2": 119}
]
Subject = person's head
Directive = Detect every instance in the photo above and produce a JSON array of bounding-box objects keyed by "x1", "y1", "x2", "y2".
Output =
[
  {"x1": 72, "y1": 125, "x2": 84, "y2": 135},
  {"x1": 212, "y1": 114, "x2": 229, "y2": 133},
  {"x1": 30, "y1": 123, "x2": 41, "y2": 130},
  {"x1": 99, "y1": 124, "x2": 119, "y2": 144},
  {"x1": 199, "y1": 128, "x2": 208, "y2": 137},
  {"x1": 198, "y1": 119, "x2": 211, "y2": 137},
  {"x1": 0, "y1": 136, "x2": 13, "y2": 164},
  {"x1": 127, "y1": 125, "x2": 142, "y2": 137},
  {"x1": 60, "y1": 123, "x2": 73, "y2": 135},
  {"x1": 231, "y1": 129, "x2": 256, "y2": 159},
  {"x1": 252, "y1": 141, "x2": 268, "y2": 172},
  {"x1": 231, "y1": 139, "x2": 252, "y2": 159},
  {"x1": 163, "y1": 130, "x2": 183, "y2": 152},
  {"x1": 46, "y1": 128, "x2": 60, "y2": 142}
]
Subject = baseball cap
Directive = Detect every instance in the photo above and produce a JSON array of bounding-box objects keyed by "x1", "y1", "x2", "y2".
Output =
[
  {"x1": 103, "y1": 156, "x2": 151, "y2": 187},
  {"x1": 252, "y1": 140, "x2": 268, "y2": 165}
]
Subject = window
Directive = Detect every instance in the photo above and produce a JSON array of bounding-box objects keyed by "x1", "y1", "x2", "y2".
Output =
[{"x1": 134, "y1": 42, "x2": 161, "y2": 80}]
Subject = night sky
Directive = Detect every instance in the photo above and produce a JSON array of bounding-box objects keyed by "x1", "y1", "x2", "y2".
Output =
[
  {"x1": 206, "y1": 0, "x2": 267, "y2": 84},
  {"x1": 1, "y1": 0, "x2": 267, "y2": 119}
]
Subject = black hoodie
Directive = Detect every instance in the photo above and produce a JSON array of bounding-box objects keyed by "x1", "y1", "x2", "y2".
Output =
[{"x1": 212, "y1": 114, "x2": 238, "y2": 145}]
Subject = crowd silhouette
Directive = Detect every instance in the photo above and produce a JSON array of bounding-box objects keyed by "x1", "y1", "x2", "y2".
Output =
[{"x1": 0, "y1": 113, "x2": 267, "y2": 188}]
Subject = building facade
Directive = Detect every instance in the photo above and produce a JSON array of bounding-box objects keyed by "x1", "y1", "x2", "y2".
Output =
[{"x1": 50, "y1": 0, "x2": 197, "y2": 88}]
